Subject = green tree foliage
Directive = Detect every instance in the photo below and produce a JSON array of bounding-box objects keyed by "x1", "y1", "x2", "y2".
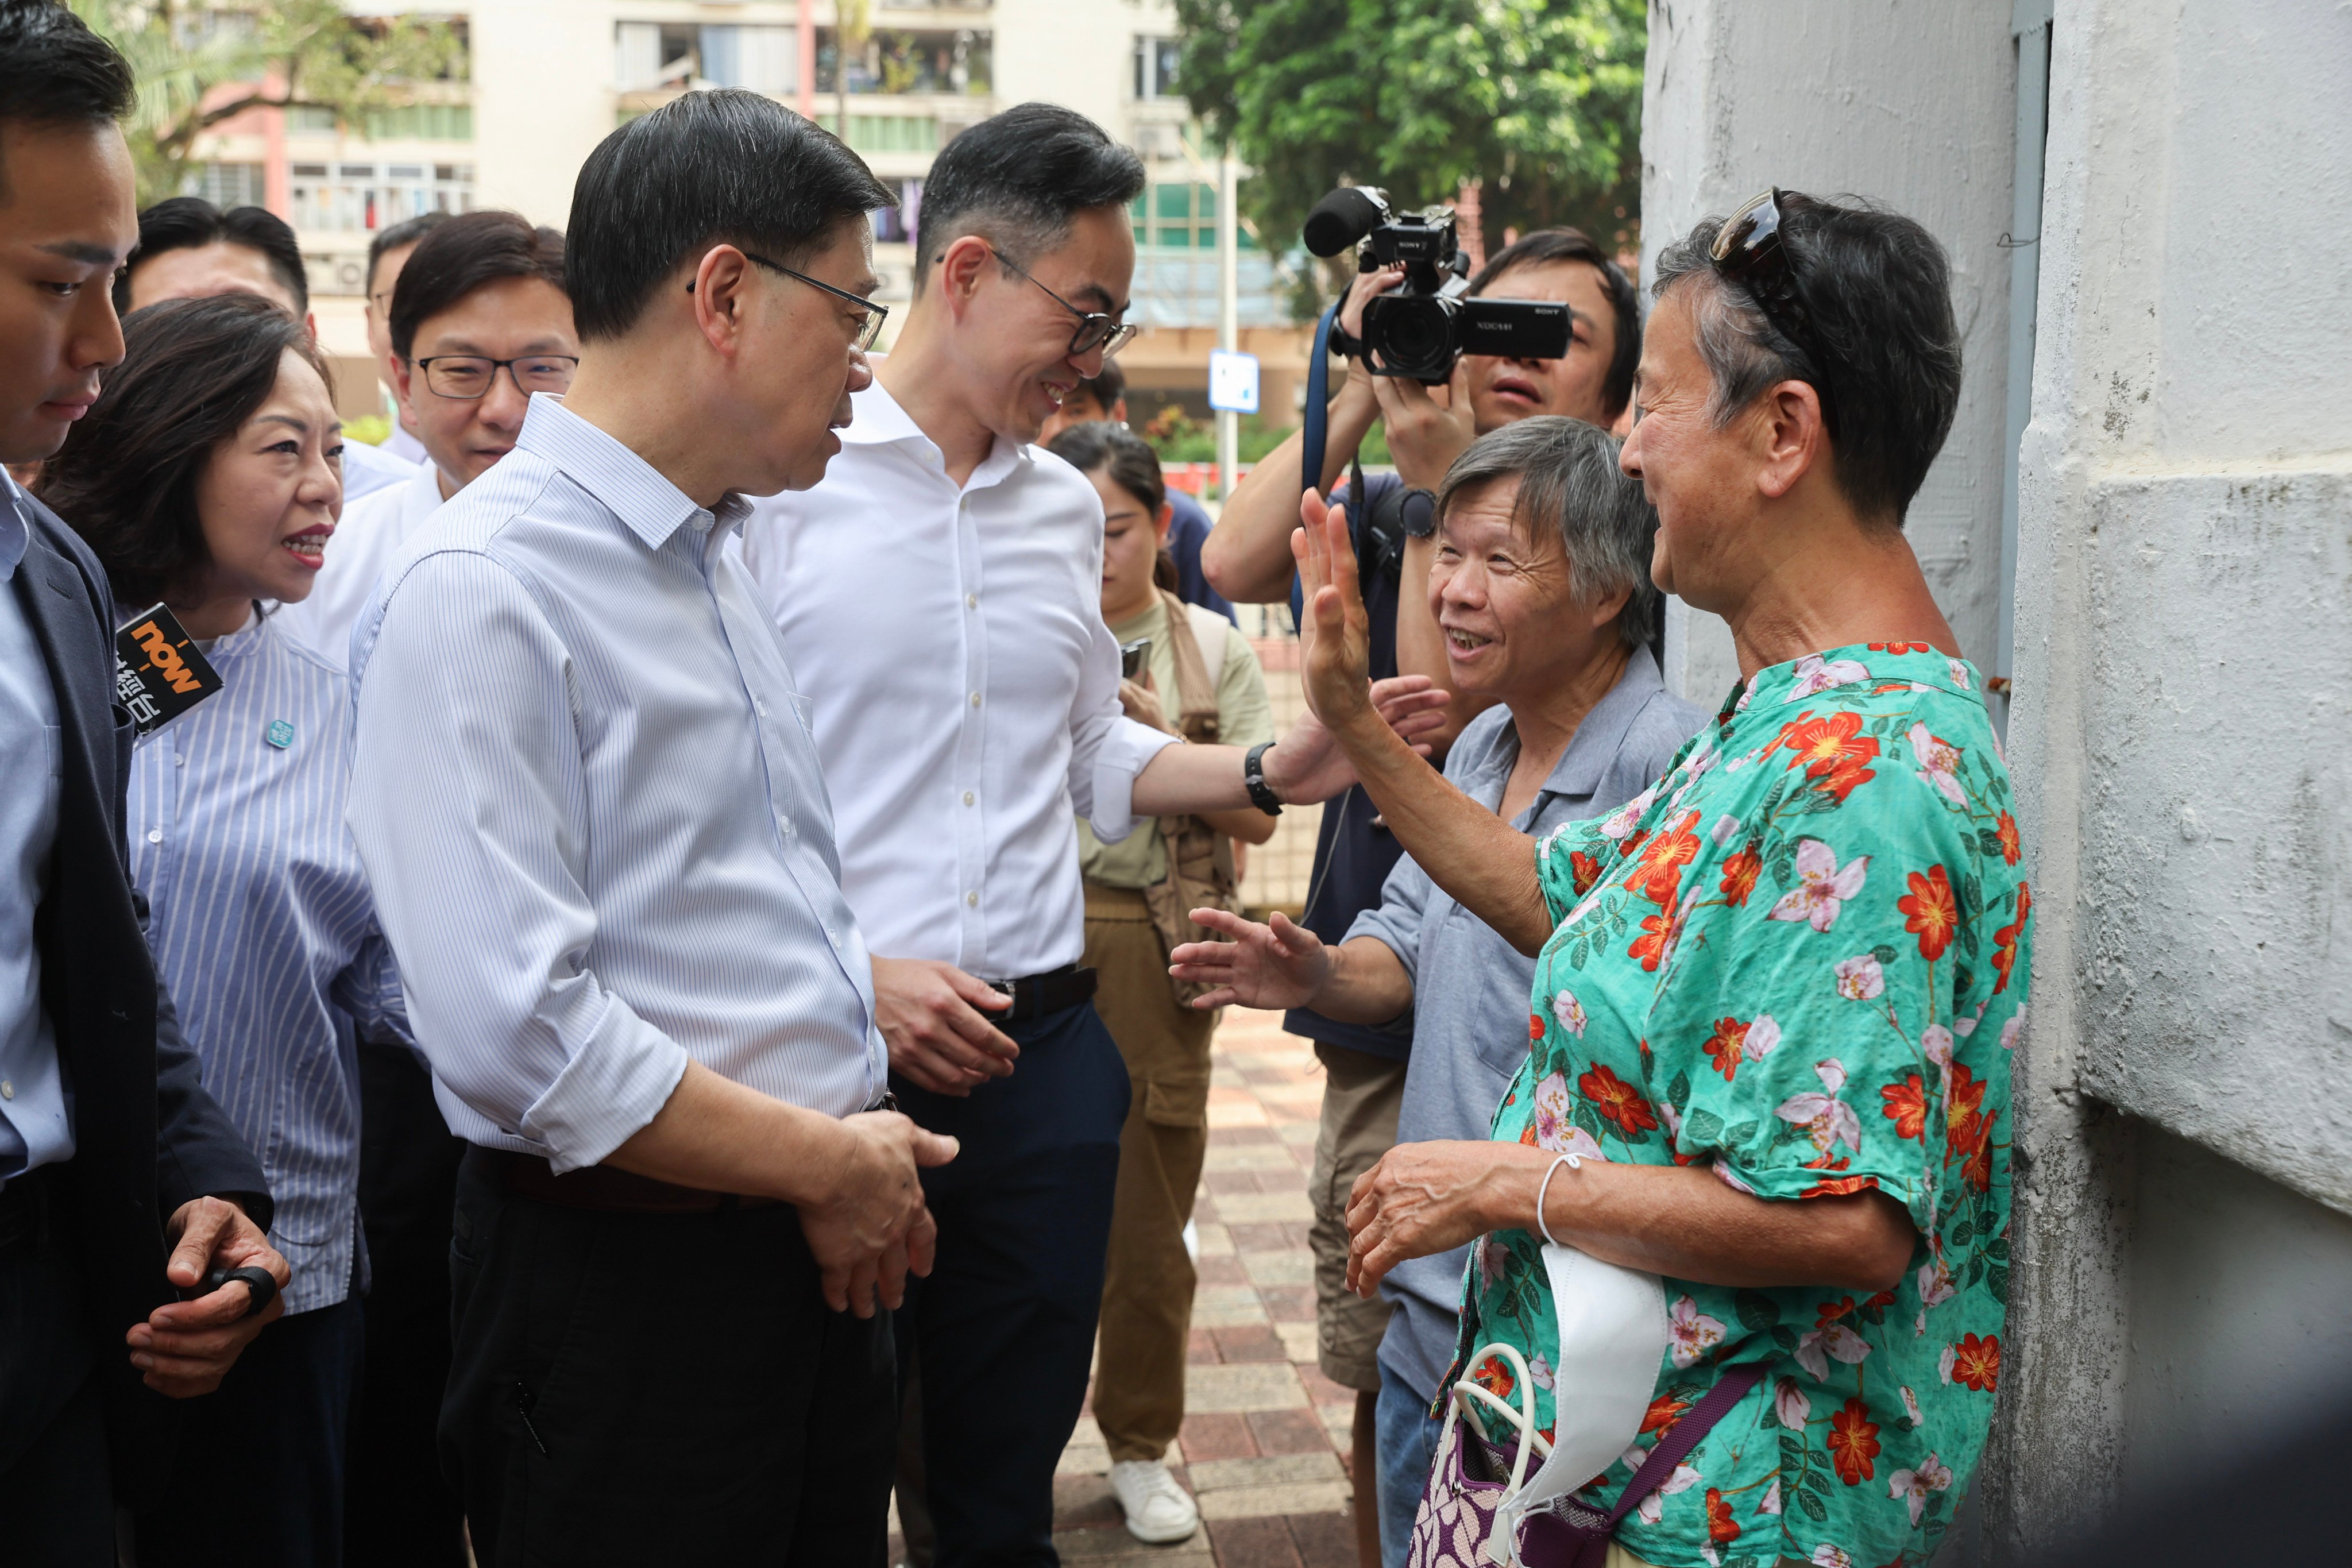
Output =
[
  {"x1": 1172, "y1": 0, "x2": 1644, "y2": 277},
  {"x1": 71, "y1": 1, "x2": 464, "y2": 206}
]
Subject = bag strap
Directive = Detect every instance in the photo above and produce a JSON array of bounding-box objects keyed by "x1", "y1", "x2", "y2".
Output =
[{"x1": 1603, "y1": 1362, "x2": 1768, "y2": 1530}]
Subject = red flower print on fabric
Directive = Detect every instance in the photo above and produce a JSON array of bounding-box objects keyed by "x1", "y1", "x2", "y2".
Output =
[
  {"x1": 1868, "y1": 641, "x2": 1929, "y2": 654},
  {"x1": 1718, "y1": 845, "x2": 1763, "y2": 906},
  {"x1": 1702, "y1": 1018, "x2": 1747, "y2": 1082},
  {"x1": 1995, "y1": 810, "x2": 2022, "y2": 866},
  {"x1": 1899, "y1": 865, "x2": 1959, "y2": 961},
  {"x1": 1828, "y1": 1398, "x2": 1882, "y2": 1484},
  {"x1": 1624, "y1": 810, "x2": 1702, "y2": 907},
  {"x1": 1577, "y1": 1063, "x2": 1659, "y2": 1138},
  {"x1": 1640, "y1": 1392, "x2": 1690, "y2": 1436},
  {"x1": 1992, "y1": 883, "x2": 2032, "y2": 994},
  {"x1": 1945, "y1": 1063, "x2": 1988, "y2": 1158},
  {"x1": 1800, "y1": 1172, "x2": 1882, "y2": 1198},
  {"x1": 1528, "y1": 1013, "x2": 1545, "y2": 1043},
  {"x1": 1628, "y1": 898, "x2": 1679, "y2": 973},
  {"x1": 1774, "y1": 710, "x2": 1880, "y2": 779},
  {"x1": 1962, "y1": 1113, "x2": 1999, "y2": 1192},
  {"x1": 1950, "y1": 1333, "x2": 2000, "y2": 1391},
  {"x1": 1470, "y1": 1354, "x2": 1516, "y2": 1400},
  {"x1": 1705, "y1": 1487, "x2": 1741, "y2": 1546},
  {"x1": 1570, "y1": 849, "x2": 1605, "y2": 897},
  {"x1": 1880, "y1": 1075, "x2": 1928, "y2": 1140}
]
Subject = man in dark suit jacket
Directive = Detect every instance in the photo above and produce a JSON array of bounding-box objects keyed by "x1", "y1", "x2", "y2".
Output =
[{"x1": 0, "y1": 6, "x2": 289, "y2": 1558}]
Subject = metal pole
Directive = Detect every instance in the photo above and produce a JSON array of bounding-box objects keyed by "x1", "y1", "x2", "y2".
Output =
[
  {"x1": 1216, "y1": 150, "x2": 1238, "y2": 505},
  {"x1": 1996, "y1": 0, "x2": 2053, "y2": 732}
]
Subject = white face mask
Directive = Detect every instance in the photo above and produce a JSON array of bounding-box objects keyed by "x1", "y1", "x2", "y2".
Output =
[{"x1": 1500, "y1": 1245, "x2": 1670, "y2": 1532}]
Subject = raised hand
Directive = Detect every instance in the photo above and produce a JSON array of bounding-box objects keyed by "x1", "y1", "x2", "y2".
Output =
[
  {"x1": 1291, "y1": 488, "x2": 1378, "y2": 734},
  {"x1": 1261, "y1": 673, "x2": 1450, "y2": 804},
  {"x1": 1168, "y1": 906, "x2": 1334, "y2": 1011}
]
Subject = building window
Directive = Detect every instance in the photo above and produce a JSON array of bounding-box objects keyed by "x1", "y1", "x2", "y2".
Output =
[
  {"x1": 1134, "y1": 37, "x2": 1182, "y2": 100},
  {"x1": 818, "y1": 114, "x2": 941, "y2": 155},
  {"x1": 184, "y1": 161, "x2": 265, "y2": 208},
  {"x1": 616, "y1": 21, "x2": 795, "y2": 95},
  {"x1": 871, "y1": 179, "x2": 922, "y2": 244},
  {"x1": 817, "y1": 29, "x2": 990, "y2": 95},
  {"x1": 359, "y1": 103, "x2": 474, "y2": 140},
  {"x1": 289, "y1": 160, "x2": 473, "y2": 233},
  {"x1": 1136, "y1": 181, "x2": 1250, "y2": 251}
]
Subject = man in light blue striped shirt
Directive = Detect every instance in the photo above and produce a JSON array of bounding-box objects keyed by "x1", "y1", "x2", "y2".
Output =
[{"x1": 345, "y1": 91, "x2": 953, "y2": 1563}]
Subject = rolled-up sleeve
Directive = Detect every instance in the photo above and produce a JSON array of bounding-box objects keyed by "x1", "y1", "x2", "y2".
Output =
[
  {"x1": 346, "y1": 551, "x2": 689, "y2": 1171},
  {"x1": 1065, "y1": 603, "x2": 1180, "y2": 844}
]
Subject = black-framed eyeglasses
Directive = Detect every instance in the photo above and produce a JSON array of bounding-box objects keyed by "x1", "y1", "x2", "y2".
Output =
[
  {"x1": 984, "y1": 249, "x2": 1137, "y2": 360},
  {"x1": 732, "y1": 250, "x2": 890, "y2": 352},
  {"x1": 1710, "y1": 188, "x2": 1838, "y2": 436},
  {"x1": 415, "y1": 354, "x2": 580, "y2": 400}
]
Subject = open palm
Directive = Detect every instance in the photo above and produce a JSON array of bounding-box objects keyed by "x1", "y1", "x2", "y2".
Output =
[{"x1": 1167, "y1": 907, "x2": 1332, "y2": 1011}]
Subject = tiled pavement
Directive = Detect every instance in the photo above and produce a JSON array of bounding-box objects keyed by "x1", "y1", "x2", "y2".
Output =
[{"x1": 895, "y1": 1006, "x2": 1366, "y2": 1568}]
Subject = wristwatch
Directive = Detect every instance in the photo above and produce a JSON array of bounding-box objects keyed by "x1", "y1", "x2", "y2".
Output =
[
  {"x1": 1399, "y1": 486, "x2": 1438, "y2": 539},
  {"x1": 1243, "y1": 741, "x2": 1284, "y2": 816}
]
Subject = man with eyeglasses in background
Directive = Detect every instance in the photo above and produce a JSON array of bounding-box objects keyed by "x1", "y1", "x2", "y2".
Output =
[
  {"x1": 737, "y1": 103, "x2": 1446, "y2": 1562},
  {"x1": 269, "y1": 207, "x2": 572, "y2": 1568},
  {"x1": 360, "y1": 209, "x2": 453, "y2": 467},
  {"x1": 276, "y1": 208, "x2": 573, "y2": 670}
]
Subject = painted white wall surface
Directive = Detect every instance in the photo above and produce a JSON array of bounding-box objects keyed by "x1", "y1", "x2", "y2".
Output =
[{"x1": 1637, "y1": 0, "x2": 2019, "y2": 707}]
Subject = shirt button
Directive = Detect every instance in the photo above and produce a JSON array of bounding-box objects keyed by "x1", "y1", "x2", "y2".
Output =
[
  {"x1": 965, "y1": 891, "x2": 979, "y2": 907},
  {"x1": 963, "y1": 791, "x2": 975, "y2": 806},
  {"x1": 967, "y1": 593, "x2": 978, "y2": 609},
  {"x1": 755, "y1": 698, "x2": 768, "y2": 717},
  {"x1": 146, "y1": 829, "x2": 163, "y2": 844},
  {"x1": 969, "y1": 692, "x2": 982, "y2": 708},
  {"x1": 0, "y1": 1080, "x2": 12, "y2": 1100},
  {"x1": 173, "y1": 754, "x2": 184, "y2": 766}
]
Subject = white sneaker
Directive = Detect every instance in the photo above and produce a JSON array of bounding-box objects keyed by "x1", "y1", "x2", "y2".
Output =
[{"x1": 1109, "y1": 1458, "x2": 1201, "y2": 1544}]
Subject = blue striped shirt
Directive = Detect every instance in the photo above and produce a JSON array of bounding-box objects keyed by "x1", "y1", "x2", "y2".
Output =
[
  {"x1": 126, "y1": 610, "x2": 408, "y2": 1315},
  {"x1": 345, "y1": 395, "x2": 887, "y2": 1173}
]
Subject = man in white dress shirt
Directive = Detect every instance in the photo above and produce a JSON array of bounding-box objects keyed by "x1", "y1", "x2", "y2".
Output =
[
  {"x1": 345, "y1": 91, "x2": 952, "y2": 1563},
  {"x1": 739, "y1": 103, "x2": 1442, "y2": 1564},
  {"x1": 117, "y1": 196, "x2": 419, "y2": 501},
  {"x1": 276, "y1": 208, "x2": 574, "y2": 671}
]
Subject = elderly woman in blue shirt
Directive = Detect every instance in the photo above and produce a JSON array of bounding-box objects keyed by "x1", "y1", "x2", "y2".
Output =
[
  {"x1": 40, "y1": 292, "x2": 408, "y2": 1568},
  {"x1": 1171, "y1": 417, "x2": 1704, "y2": 1564}
]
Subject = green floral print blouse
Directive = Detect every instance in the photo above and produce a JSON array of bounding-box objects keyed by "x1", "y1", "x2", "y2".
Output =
[{"x1": 1443, "y1": 645, "x2": 2029, "y2": 1568}]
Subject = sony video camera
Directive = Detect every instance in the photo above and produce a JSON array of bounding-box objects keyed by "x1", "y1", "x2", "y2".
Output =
[{"x1": 1303, "y1": 186, "x2": 1571, "y2": 384}]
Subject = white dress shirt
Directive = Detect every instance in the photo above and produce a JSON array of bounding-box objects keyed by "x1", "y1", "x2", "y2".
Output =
[
  {"x1": 737, "y1": 377, "x2": 1179, "y2": 980},
  {"x1": 339, "y1": 432, "x2": 423, "y2": 503},
  {"x1": 276, "y1": 455, "x2": 443, "y2": 668},
  {"x1": 382, "y1": 422, "x2": 428, "y2": 466},
  {"x1": 347, "y1": 395, "x2": 888, "y2": 1171}
]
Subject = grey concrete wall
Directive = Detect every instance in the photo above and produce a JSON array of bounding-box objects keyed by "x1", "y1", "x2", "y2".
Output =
[
  {"x1": 1639, "y1": 0, "x2": 2021, "y2": 705},
  {"x1": 1995, "y1": 0, "x2": 2352, "y2": 1555}
]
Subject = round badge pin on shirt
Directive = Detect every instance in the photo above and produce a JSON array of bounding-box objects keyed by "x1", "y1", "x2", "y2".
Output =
[{"x1": 265, "y1": 720, "x2": 295, "y2": 750}]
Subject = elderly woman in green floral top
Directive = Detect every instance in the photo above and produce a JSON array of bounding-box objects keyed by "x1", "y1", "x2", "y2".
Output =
[{"x1": 1283, "y1": 190, "x2": 2026, "y2": 1568}]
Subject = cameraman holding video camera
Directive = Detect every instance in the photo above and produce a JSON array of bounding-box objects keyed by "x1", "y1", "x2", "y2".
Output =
[{"x1": 1201, "y1": 212, "x2": 1637, "y2": 1567}]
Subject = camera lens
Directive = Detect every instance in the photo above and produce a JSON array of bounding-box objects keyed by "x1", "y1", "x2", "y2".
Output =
[{"x1": 1366, "y1": 296, "x2": 1457, "y2": 380}]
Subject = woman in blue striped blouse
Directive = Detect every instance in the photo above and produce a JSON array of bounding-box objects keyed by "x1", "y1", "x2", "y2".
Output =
[{"x1": 39, "y1": 292, "x2": 410, "y2": 1567}]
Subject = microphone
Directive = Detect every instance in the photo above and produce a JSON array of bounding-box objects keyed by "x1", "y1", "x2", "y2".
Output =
[{"x1": 1303, "y1": 187, "x2": 1391, "y2": 257}]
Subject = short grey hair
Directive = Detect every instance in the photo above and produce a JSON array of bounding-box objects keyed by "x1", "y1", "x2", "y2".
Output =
[{"x1": 1433, "y1": 417, "x2": 1659, "y2": 650}]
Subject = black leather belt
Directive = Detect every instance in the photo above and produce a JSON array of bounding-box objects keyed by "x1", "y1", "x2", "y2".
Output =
[{"x1": 986, "y1": 964, "x2": 1098, "y2": 1022}]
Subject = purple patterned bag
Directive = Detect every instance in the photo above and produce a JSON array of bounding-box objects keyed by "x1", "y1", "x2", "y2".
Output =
[{"x1": 1407, "y1": 1354, "x2": 1766, "y2": 1568}]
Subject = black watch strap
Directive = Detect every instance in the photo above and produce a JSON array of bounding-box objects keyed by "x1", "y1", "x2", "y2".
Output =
[
  {"x1": 1399, "y1": 486, "x2": 1438, "y2": 538},
  {"x1": 1243, "y1": 741, "x2": 1284, "y2": 816}
]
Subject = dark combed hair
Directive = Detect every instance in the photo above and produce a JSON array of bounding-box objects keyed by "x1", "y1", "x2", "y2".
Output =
[
  {"x1": 37, "y1": 293, "x2": 329, "y2": 605},
  {"x1": 389, "y1": 209, "x2": 567, "y2": 360},
  {"x1": 565, "y1": 88, "x2": 892, "y2": 342},
  {"x1": 117, "y1": 196, "x2": 311, "y2": 315},
  {"x1": 1048, "y1": 419, "x2": 1165, "y2": 515},
  {"x1": 1652, "y1": 194, "x2": 1962, "y2": 527},
  {"x1": 913, "y1": 103, "x2": 1145, "y2": 289},
  {"x1": 366, "y1": 208, "x2": 454, "y2": 296},
  {"x1": 1468, "y1": 228, "x2": 1640, "y2": 421},
  {"x1": 0, "y1": 1, "x2": 134, "y2": 200}
]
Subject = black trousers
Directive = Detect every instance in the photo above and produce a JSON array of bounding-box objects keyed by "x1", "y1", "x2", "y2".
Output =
[
  {"x1": 893, "y1": 998, "x2": 1131, "y2": 1567},
  {"x1": 442, "y1": 1149, "x2": 897, "y2": 1566},
  {"x1": 0, "y1": 1180, "x2": 113, "y2": 1567},
  {"x1": 346, "y1": 1042, "x2": 467, "y2": 1568},
  {"x1": 137, "y1": 1295, "x2": 365, "y2": 1568}
]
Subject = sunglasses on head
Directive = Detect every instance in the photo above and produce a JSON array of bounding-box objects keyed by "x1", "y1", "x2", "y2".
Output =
[{"x1": 1710, "y1": 188, "x2": 1838, "y2": 437}]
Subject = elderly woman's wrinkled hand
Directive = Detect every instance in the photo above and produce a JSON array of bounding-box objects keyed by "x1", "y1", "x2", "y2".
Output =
[
  {"x1": 1345, "y1": 1140, "x2": 1538, "y2": 1298},
  {"x1": 1168, "y1": 907, "x2": 1331, "y2": 1011}
]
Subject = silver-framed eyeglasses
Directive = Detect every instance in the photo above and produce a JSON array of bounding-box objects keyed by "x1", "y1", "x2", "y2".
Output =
[
  {"x1": 416, "y1": 354, "x2": 580, "y2": 400},
  {"x1": 736, "y1": 250, "x2": 890, "y2": 351},
  {"x1": 986, "y1": 250, "x2": 1137, "y2": 359}
]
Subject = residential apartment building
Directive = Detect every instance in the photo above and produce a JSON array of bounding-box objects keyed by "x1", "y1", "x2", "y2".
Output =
[{"x1": 188, "y1": 2, "x2": 1309, "y2": 424}]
